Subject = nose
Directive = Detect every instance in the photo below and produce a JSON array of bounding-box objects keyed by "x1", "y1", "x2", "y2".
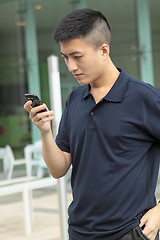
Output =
[{"x1": 67, "y1": 59, "x2": 78, "y2": 73}]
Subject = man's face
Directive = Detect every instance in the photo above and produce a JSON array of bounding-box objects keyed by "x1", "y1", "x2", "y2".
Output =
[{"x1": 60, "y1": 38, "x2": 107, "y2": 86}]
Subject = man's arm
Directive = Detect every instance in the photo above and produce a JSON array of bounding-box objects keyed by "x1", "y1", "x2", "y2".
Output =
[
  {"x1": 41, "y1": 129, "x2": 71, "y2": 178},
  {"x1": 139, "y1": 203, "x2": 160, "y2": 240},
  {"x1": 24, "y1": 100, "x2": 71, "y2": 179}
]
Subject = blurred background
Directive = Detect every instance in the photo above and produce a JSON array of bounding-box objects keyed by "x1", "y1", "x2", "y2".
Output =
[
  {"x1": 0, "y1": 0, "x2": 160, "y2": 159},
  {"x1": 0, "y1": 0, "x2": 160, "y2": 239}
]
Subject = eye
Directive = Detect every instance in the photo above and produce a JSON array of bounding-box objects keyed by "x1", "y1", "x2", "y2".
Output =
[
  {"x1": 61, "y1": 56, "x2": 68, "y2": 63},
  {"x1": 61, "y1": 55, "x2": 67, "y2": 59},
  {"x1": 74, "y1": 55, "x2": 82, "y2": 59}
]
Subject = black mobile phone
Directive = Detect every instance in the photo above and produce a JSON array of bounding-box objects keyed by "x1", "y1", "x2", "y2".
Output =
[{"x1": 24, "y1": 93, "x2": 47, "y2": 113}]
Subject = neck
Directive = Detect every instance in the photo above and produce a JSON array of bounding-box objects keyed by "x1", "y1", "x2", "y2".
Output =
[{"x1": 90, "y1": 61, "x2": 120, "y2": 104}]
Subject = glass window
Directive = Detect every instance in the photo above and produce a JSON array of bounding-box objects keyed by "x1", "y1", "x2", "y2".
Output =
[
  {"x1": 34, "y1": 0, "x2": 78, "y2": 108},
  {"x1": 0, "y1": 0, "x2": 29, "y2": 156},
  {"x1": 0, "y1": 0, "x2": 159, "y2": 156},
  {"x1": 87, "y1": 0, "x2": 140, "y2": 78},
  {"x1": 150, "y1": 0, "x2": 160, "y2": 89}
]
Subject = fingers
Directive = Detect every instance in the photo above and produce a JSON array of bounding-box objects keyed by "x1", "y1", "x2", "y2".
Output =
[
  {"x1": 24, "y1": 100, "x2": 48, "y2": 115},
  {"x1": 29, "y1": 104, "x2": 48, "y2": 118},
  {"x1": 24, "y1": 100, "x2": 32, "y2": 112},
  {"x1": 139, "y1": 215, "x2": 147, "y2": 228},
  {"x1": 24, "y1": 101, "x2": 54, "y2": 132},
  {"x1": 142, "y1": 226, "x2": 157, "y2": 240},
  {"x1": 139, "y1": 208, "x2": 160, "y2": 240},
  {"x1": 32, "y1": 110, "x2": 54, "y2": 123},
  {"x1": 32, "y1": 110, "x2": 54, "y2": 132}
]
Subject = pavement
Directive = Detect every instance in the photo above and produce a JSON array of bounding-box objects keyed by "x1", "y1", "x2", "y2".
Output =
[{"x1": 0, "y1": 170, "x2": 72, "y2": 240}]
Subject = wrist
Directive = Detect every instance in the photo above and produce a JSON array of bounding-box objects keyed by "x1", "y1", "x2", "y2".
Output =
[
  {"x1": 40, "y1": 128, "x2": 52, "y2": 138},
  {"x1": 156, "y1": 201, "x2": 160, "y2": 211}
]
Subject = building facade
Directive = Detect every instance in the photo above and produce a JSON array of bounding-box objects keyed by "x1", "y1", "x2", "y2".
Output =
[{"x1": 0, "y1": 0, "x2": 160, "y2": 157}]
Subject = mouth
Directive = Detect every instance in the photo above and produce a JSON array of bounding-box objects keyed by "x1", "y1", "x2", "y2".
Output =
[{"x1": 73, "y1": 73, "x2": 83, "y2": 79}]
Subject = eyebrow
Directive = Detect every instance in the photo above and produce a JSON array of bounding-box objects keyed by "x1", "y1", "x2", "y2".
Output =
[{"x1": 61, "y1": 51, "x2": 82, "y2": 57}]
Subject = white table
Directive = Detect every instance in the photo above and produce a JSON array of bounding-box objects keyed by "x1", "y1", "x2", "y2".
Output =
[{"x1": 0, "y1": 177, "x2": 57, "y2": 236}]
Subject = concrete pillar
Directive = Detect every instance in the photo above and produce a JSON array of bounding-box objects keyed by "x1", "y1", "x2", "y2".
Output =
[
  {"x1": 24, "y1": 0, "x2": 41, "y2": 142},
  {"x1": 136, "y1": 0, "x2": 154, "y2": 85}
]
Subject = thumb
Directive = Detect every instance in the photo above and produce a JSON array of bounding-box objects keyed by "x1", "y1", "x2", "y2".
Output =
[{"x1": 139, "y1": 214, "x2": 147, "y2": 228}]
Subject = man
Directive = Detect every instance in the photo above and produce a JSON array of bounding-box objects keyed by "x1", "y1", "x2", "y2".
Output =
[{"x1": 24, "y1": 8, "x2": 160, "y2": 240}]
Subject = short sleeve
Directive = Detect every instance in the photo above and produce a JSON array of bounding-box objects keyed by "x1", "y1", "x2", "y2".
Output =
[
  {"x1": 146, "y1": 95, "x2": 160, "y2": 142},
  {"x1": 55, "y1": 98, "x2": 70, "y2": 153}
]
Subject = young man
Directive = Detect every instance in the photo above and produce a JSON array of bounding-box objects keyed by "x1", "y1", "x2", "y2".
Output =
[{"x1": 24, "y1": 8, "x2": 160, "y2": 240}]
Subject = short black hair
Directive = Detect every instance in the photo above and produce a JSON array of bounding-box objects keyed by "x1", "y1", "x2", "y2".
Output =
[{"x1": 54, "y1": 8, "x2": 111, "y2": 49}]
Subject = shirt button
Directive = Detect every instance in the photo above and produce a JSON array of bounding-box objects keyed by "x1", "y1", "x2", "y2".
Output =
[{"x1": 90, "y1": 112, "x2": 94, "y2": 116}]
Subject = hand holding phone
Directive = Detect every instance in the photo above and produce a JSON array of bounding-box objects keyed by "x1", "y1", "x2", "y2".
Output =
[
  {"x1": 24, "y1": 94, "x2": 47, "y2": 113},
  {"x1": 24, "y1": 93, "x2": 54, "y2": 134}
]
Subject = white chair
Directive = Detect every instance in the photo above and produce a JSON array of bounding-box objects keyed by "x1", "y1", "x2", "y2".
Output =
[
  {"x1": 0, "y1": 147, "x2": 8, "y2": 175},
  {"x1": 5, "y1": 145, "x2": 27, "y2": 179},
  {"x1": 24, "y1": 141, "x2": 48, "y2": 177}
]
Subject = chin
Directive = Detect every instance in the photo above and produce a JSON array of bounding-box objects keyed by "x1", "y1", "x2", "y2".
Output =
[
  {"x1": 77, "y1": 80, "x2": 87, "y2": 85},
  {"x1": 77, "y1": 78, "x2": 91, "y2": 86}
]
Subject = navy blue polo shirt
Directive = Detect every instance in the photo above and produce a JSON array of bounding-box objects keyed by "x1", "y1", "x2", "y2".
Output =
[{"x1": 56, "y1": 68, "x2": 160, "y2": 240}]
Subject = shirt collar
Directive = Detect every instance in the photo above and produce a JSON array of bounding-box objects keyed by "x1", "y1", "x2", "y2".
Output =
[{"x1": 82, "y1": 68, "x2": 129, "y2": 103}]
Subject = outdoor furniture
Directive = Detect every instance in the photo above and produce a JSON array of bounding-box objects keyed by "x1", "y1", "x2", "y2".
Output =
[
  {"x1": 5, "y1": 145, "x2": 27, "y2": 179},
  {"x1": 0, "y1": 176, "x2": 57, "y2": 236},
  {"x1": 24, "y1": 140, "x2": 48, "y2": 177},
  {"x1": 0, "y1": 147, "x2": 8, "y2": 175}
]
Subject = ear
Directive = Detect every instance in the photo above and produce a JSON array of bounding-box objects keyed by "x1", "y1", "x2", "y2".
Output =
[{"x1": 100, "y1": 44, "x2": 110, "y2": 57}]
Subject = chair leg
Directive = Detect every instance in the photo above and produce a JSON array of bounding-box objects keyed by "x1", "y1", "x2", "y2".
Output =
[
  {"x1": 7, "y1": 165, "x2": 14, "y2": 179},
  {"x1": 29, "y1": 190, "x2": 34, "y2": 224},
  {"x1": 37, "y1": 166, "x2": 43, "y2": 178},
  {"x1": 23, "y1": 188, "x2": 32, "y2": 236}
]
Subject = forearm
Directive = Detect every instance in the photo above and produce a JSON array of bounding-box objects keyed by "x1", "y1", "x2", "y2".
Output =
[
  {"x1": 23, "y1": 101, "x2": 70, "y2": 178},
  {"x1": 40, "y1": 129, "x2": 71, "y2": 178}
]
